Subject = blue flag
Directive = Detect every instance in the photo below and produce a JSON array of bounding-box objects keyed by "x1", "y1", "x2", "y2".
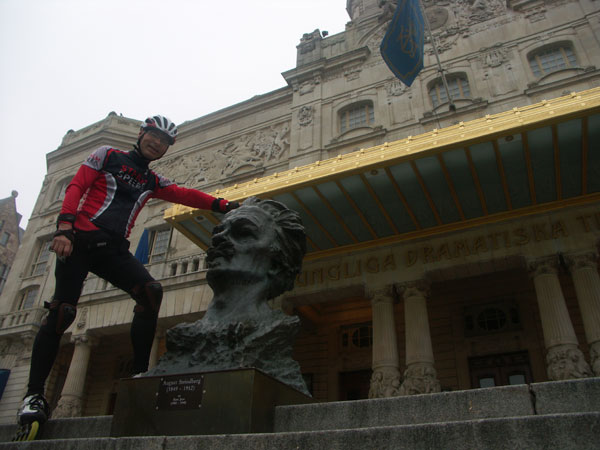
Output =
[
  {"x1": 380, "y1": 0, "x2": 425, "y2": 87},
  {"x1": 134, "y1": 229, "x2": 150, "y2": 264}
]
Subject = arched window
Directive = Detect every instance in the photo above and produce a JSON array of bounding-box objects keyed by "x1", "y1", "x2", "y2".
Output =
[
  {"x1": 528, "y1": 43, "x2": 577, "y2": 78},
  {"x1": 339, "y1": 101, "x2": 375, "y2": 134},
  {"x1": 428, "y1": 74, "x2": 471, "y2": 108}
]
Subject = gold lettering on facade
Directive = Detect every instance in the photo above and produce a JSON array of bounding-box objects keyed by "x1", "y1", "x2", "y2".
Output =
[
  {"x1": 382, "y1": 254, "x2": 396, "y2": 271},
  {"x1": 437, "y1": 243, "x2": 451, "y2": 260},
  {"x1": 454, "y1": 240, "x2": 471, "y2": 258},
  {"x1": 513, "y1": 228, "x2": 529, "y2": 246},
  {"x1": 343, "y1": 261, "x2": 362, "y2": 278},
  {"x1": 473, "y1": 236, "x2": 488, "y2": 253},
  {"x1": 328, "y1": 265, "x2": 341, "y2": 280},
  {"x1": 407, "y1": 250, "x2": 418, "y2": 267},
  {"x1": 552, "y1": 220, "x2": 568, "y2": 238},
  {"x1": 488, "y1": 232, "x2": 501, "y2": 250},
  {"x1": 311, "y1": 268, "x2": 324, "y2": 285},
  {"x1": 577, "y1": 215, "x2": 592, "y2": 232},
  {"x1": 423, "y1": 246, "x2": 435, "y2": 263},
  {"x1": 366, "y1": 257, "x2": 380, "y2": 273},
  {"x1": 533, "y1": 223, "x2": 548, "y2": 242}
]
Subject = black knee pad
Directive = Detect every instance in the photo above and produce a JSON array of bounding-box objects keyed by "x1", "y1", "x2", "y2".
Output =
[
  {"x1": 41, "y1": 301, "x2": 77, "y2": 336},
  {"x1": 131, "y1": 281, "x2": 163, "y2": 319}
]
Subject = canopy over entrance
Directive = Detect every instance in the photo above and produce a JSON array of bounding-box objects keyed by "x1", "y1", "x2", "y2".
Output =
[{"x1": 165, "y1": 88, "x2": 600, "y2": 261}]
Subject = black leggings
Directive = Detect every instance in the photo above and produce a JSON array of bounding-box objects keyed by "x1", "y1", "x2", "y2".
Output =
[{"x1": 27, "y1": 230, "x2": 156, "y2": 396}]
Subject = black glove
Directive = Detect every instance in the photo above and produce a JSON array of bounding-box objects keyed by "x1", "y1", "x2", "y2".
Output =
[{"x1": 223, "y1": 201, "x2": 240, "y2": 212}]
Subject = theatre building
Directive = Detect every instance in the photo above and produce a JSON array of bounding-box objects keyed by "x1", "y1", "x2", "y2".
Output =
[{"x1": 0, "y1": 0, "x2": 599, "y2": 423}]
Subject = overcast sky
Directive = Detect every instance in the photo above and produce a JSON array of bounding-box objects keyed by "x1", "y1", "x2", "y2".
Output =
[{"x1": 0, "y1": 0, "x2": 350, "y2": 229}]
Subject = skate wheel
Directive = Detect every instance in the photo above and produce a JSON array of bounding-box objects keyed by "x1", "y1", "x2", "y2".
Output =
[{"x1": 12, "y1": 421, "x2": 40, "y2": 441}]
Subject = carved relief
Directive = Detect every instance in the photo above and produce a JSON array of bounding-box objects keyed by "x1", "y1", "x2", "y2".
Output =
[
  {"x1": 298, "y1": 106, "x2": 314, "y2": 127},
  {"x1": 546, "y1": 344, "x2": 592, "y2": 380},
  {"x1": 399, "y1": 362, "x2": 441, "y2": 395},
  {"x1": 154, "y1": 122, "x2": 291, "y2": 185},
  {"x1": 53, "y1": 395, "x2": 82, "y2": 418},
  {"x1": 528, "y1": 256, "x2": 559, "y2": 277},
  {"x1": 386, "y1": 80, "x2": 408, "y2": 99},
  {"x1": 590, "y1": 342, "x2": 600, "y2": 376},
  {"x1": 369, "y1": 366, "x2": 401, "y2": 398},
  {"x1": 396, "y1": 280, "x2": 430, "y2": 300},
  {"x1": 565, "y1": 252, "x2": 598, "y2": 272}
]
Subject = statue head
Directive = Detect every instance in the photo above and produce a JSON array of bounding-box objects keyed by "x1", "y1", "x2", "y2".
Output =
[{"x1": 206, "y1": 197, "x2": 306, "y2": 300}]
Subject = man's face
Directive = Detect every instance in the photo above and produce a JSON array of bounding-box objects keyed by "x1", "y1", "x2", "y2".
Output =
[
  {"x1": 206, "y1": 206, "x2": 278, "y2": 286},
  {"x1": 138, "y1": 129, "x2": 170, "y2": 160}
]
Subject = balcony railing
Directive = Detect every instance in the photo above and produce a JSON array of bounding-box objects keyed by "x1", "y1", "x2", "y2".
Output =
[{"x1": 0, "y1": 307, "x2": 46, "y2": 336}]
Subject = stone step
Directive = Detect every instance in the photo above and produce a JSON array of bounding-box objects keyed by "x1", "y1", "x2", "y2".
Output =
[
  {"x1": 0, "y1": 378, "x2": 597, "y2": 446},
  {"x1": 0, "y1": 412, "x2": 598, "y2": 449},
  {"x1": 275, "y1": 378, "x2": 600, "y2": 432}
]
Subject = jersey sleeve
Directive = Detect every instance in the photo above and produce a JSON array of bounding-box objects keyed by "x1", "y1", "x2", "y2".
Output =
[
  {"x1": 153, "y1": 180, "x2": 219, "y2": 211},
  {"x1": 60, "y1": 148, "x2": 107, "y2": 217}
]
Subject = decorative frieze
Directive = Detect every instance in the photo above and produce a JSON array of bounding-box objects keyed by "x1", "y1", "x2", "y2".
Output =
[
  {"x1": 546, "y1": 343, "x2": 593, "y2": 380},
  {"x1": 154, "y1": 122, "x2": 290, "y2": 185},
  {"x1": 298, "y1": 106, "x2": 314, "y2": 127}
]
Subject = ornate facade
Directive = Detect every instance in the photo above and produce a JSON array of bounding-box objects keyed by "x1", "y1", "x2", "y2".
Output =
[{"x1": 0, "y1": 0, "x2": 599, "y2": 423}]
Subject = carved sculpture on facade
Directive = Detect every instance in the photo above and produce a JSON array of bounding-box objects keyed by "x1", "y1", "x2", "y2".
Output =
[
  {"x1": 148, "y1": 197, "x2": 310, "y2": 395},
  {"x1": 154, "y1": 122, "x2": 290, "y2": 187},
  {"x1": 298, "y1": 105, "x2": 314, "y2": 127},
  {"x1": 399, "y1": 362, "x2": 441, "y2": 395},
  {"x1": 546, "y1": 344, "x2": 593, "y2": 380}
]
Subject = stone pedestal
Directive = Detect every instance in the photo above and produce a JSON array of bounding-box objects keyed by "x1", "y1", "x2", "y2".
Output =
[
  {"x1": 368, "y1": 287, "x2": 401, "y2": 398},
  {"x1": 530, "y1": 257, "x2": 592, "y2": 380},
  {"x1": 398, "y1": 281, "x2": 440, "y2": 395},
  {"x1": 110, "y1": 368, "x2": 312, "y2": 437},
  {"x1": 53, "y1": 334, "x2": 96, "y2": 418}
]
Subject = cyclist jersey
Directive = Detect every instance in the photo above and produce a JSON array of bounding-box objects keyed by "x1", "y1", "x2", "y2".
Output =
[{"x1": 60, "y1": 146, "x2": 220, "y2": 238}]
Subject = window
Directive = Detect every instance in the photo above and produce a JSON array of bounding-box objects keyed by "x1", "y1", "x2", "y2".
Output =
[
  {"x1": 31, "y1": 240, "x2": 52, "y2": 276},
  {"x1": 341, "y1": 323, "x2": 373, "y2": 350},
  {"x1": 0, "y1": 263, "x2": 9, "y2": 294},
  {"x1": 54, "y1": 178, "x2": 72, "y2": 202},
  {"x1": 528, "y1": 44, "x2": 577, "y2": 78},
  {"x1": 0, "y1": 232, "x2": 9, "y2": 247},
  {"x1": 339, "y1": 102, "x2": 374, "y2": 133},
  {"x1": 429, "y1": 74, "x2": 471, "y2": 108},
  {"x1": 149, "y1": 228, "x2": 172, "y2": 263},
  {"x1": 19, "y1": 286, "x2": 39, "y2": 309}
]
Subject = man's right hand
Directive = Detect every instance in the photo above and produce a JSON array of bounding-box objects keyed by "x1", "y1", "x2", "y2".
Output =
[{"x1": 51, "y1": 226, "x2": 74, "y2": 258}]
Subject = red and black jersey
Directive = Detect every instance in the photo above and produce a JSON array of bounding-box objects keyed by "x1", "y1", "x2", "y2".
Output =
[{"x1": 60, "y1": 146, "x2": 219, "y2": 238}]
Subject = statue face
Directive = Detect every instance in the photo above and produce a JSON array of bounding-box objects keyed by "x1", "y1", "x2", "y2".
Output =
[{"x1": 206, "y1": 206, "x2": 278, "y2": 287}]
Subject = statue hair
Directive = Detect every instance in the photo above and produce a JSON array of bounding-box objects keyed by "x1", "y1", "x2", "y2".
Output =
[{"x1": 242, "y1": 197, "x2": 307, "y2": 299}]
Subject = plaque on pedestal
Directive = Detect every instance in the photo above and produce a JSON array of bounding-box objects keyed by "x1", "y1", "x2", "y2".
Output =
[{"x1": 110, "y1": 368, "x2": 313, "y2": 437}]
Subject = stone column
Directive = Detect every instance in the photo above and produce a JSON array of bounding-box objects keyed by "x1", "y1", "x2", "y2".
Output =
[
  {"x1": 53, "y1": 334, "x2": 97, "y2": 418},
  {"x1": 529, "y1": 256, "x2": 592, "y2": 380},
  {"x1": 397, "y1": 281, "x2": 440, "y2": 395},
  {"x1": 367, "y1": 286, "x2": 401, "y2": 398},
  {"x1": 566, "y1": 252, "x2": 600, "y2": 375}
]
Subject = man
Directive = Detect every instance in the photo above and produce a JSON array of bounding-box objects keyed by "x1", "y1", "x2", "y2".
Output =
[{"x1": 18, "y1": 115, "x2": 239, "y2": 428}]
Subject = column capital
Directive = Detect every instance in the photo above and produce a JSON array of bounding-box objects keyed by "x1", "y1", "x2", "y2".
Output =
[
  {"x1": 528, "y1": 255, "x2": 559, "y2": 278},
  {"x1": 395, "y1": 279, "x2": 430, "y2": 300},
  {"x1": 564, "y1": 252, "x2": 598, "y2": 272},
  {"x1": 365, "y1": 285, "x2": 395, "y2": 304},
  {"x1": 70, "y1": 333, "x2": 99, "y2": 347}
]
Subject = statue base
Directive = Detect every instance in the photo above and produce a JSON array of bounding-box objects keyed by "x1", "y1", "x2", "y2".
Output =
[{"x1": 110, "y1": 368, "x2": 313, "y2": 437}]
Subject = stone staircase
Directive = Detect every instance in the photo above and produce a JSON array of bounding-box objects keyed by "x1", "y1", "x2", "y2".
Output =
[{"x1": 0, "y1": 378, "x2": 598, "y2": 449}]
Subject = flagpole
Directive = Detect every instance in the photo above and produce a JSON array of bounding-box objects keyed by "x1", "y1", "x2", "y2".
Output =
[{"x1": 418, "y1": 0, "x2": 456, "y2": 112}]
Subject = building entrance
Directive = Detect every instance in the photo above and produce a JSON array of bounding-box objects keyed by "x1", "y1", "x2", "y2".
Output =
[
  {"x1": 339, "y1": 369, "x2": 372, "y2": 400},
  {"x1": 469, "y1": 351, "x2": 533, "y2": 388}
]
